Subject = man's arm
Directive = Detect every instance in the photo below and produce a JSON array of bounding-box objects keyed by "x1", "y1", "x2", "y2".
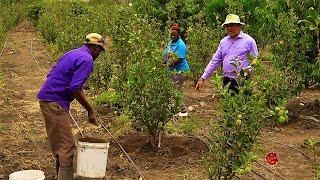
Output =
[
  {"x1": 250, "y1": 38, "x2": 259, "y2": 58},
  {"x1": 73, "y1": 89, "x2": 97, "y2": 124},
  {"x1": 195, "y1": 44, "x2": 223, "y2": 91},
  {"x1": 201, "y1": 44, "x2": 223, "y2": 80},
  {"x1": 70, "y1": 58, "x2": 97, "y2": 124}
]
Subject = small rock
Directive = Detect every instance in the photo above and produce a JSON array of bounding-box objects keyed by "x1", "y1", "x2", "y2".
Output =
[
  {"x1": 188, "y1": 106, "x2": 194, "y2": 112},
  {"x1": 299, "y1": 103, "x2": 304, "y2": 106},
  {"x1": 299, "y1": 131, "x2": 304, "y2": 134},
  {"x1": 199, "y1": 101, "x2": 207, "y2": 107},
  {"x1": 273, "y1": 127, "x2": 281, "y2": 132},
  {"x1": 112, "y1": 165, "x2": 125, "y2": 174}
]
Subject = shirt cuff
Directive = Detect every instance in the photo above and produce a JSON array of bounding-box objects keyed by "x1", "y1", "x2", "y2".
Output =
[{"x1": 201, "y1": 73, "x2": 209, "y2": 80}]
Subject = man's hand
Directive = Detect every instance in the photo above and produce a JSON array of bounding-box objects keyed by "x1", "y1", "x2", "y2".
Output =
[
  {"x1": 88, "y1": 109, "x2": 98, "y2": 125},
  {"x1": 195, "y1": 78, "x2": 205, "y2": 91},
  {"x1": 73, "y1": 89, "x2": 98, "y2": 125}
]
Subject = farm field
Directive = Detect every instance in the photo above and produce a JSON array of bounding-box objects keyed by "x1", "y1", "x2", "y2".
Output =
[
  {"x1": 0, "y1": 0, "x2": 319, "y2": 179},
  {"x1": 0, "y1": 21, "x2": 319, "y2": 180}
]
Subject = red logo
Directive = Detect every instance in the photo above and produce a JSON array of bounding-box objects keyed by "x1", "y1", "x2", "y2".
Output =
[{"x1": 266, "y1": 152, "x2": 279, "y2": 165}]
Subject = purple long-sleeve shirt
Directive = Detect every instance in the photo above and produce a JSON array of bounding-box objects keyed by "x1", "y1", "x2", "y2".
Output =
[
  {"x1": 201, "y1": 31, "x2": 258, "y2": 79},
  {"x1": 37, "y1": 45, "x2": 93, "y2": 110}
]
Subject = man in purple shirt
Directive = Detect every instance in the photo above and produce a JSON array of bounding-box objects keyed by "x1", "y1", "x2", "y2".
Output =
[
  {"x1": 38, "y1": 33, "x2": 105, "y2": 179},
  {"x1": 195, "y1": 14, "x2": 258, "y2": 93}
]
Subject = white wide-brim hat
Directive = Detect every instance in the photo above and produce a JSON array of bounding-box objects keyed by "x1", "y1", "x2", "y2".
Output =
[{"x1": 221, "y1": 14, "x2": 245, "y2": 26}]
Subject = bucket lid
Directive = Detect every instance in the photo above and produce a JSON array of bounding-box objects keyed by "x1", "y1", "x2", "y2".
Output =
[{"x1": 9, "y1": 170, "x2": 44, "y2": 180}]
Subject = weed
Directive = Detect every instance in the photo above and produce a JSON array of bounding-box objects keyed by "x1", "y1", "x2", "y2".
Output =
[
  {"x1": 181, "y1": 117, "x2": 199, "y2": 135},
  {"x1": 0, "y1": 72, "x2": 3, "y2": 87},
  {"x1": 316, "y1": 165, "x2": 320, "y2": 180}
]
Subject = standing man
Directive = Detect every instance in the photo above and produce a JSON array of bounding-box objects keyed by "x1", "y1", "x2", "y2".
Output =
[
  {"x1": 37, "y1": 33, "x2": 105, "y2": 179},
  {"x1": 195, "y1": 14, "x2": 258, "y2": 92}
]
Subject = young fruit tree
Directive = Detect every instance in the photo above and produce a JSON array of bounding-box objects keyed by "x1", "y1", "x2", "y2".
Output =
[{"x1": 124, "y1": 18, "x2": 181, "y2": 148}]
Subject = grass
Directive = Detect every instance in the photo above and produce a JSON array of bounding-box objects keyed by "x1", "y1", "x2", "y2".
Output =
[
  {"x1": 174, "y1": 167, "x2": 207, "y2": 180},
  {"x1": 164, "y1": 116, "x2": 211, "y2": 135},
  {"x1": 110, "y1": 114, "x2": 132, "y2": 134},
  {"x1": 316, "y1": 165, "x2": 320, "y2": 180},
  {"x1": 164, "y1": 121, "x2": 178, "y2": 134},
  {"x1": 0, "y1": 72, "x2": 4, "y2": 87},
  {"x1": 94, "y1": 91, "x2": 121, "y2": 106},
  {"x1": 181, "y1": 117, "x2": 199, "y2": 134}
]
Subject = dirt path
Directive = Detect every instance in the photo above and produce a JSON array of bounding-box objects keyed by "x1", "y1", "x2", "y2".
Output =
[
  {"x1": 0, "y1": 21, "x2": 319, "y2": 180},
  {"x1": 0, "y1": 21, "x2": 55, "y2": 179}
]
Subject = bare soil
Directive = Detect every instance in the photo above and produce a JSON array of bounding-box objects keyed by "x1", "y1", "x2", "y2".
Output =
[{"x1": 0, "y1": 21, "x2": 319, "y2": 180}]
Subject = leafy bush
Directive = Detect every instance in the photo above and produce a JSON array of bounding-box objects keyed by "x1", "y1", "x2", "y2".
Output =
[
  {"x1": 123, "y1": 17, "x2": 181, "y2": 147},
  {"x1": 37, "y1": 14, "x2": 59, "y2": 44},
  {"x1": 94, "y1": 91, "x2": 120, "y2": 106},
  {"x1": 206, "y1": 57, "x2": 299, "y2": 178},
  {"x1": 186, "y1": 21, "x2": 222, "y2": 84},
  {"x1": 27, "y1": 2, "x2": 46, "y2": 23},
  {"x1": 0, "y1": 0, "x2": 37, "y2": 49},
  {"x1": 207, "y1": 72, "x2": 267, "y2": 179},
  {"x1": 126, "y1": 61, "x2": 181, "y2": 147},
  {"x1": 86, "y1": 55, "x2": 112, "y2": 91},
  {"x1": 132, "y1": 0, "x2": 209, "y2": 41}
]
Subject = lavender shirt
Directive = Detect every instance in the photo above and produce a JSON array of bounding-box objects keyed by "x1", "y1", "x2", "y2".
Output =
[
  {"x1": 37, "y1": 45, "x2": 93, "y2": 110},
  {"x1": 201, "y1": 31, "x2": 258, "y2": 79}
]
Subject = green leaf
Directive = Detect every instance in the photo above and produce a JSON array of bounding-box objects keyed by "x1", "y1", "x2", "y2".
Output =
[
  {"x1": 297, "y1": 19, "x2": 309, "y2": 25},
  {"x1": 309, "y1": 24, "x2": 317, "y2": 30},
  {"x1": 307, "y1": 7, "x2": 317, "y2": 20}
]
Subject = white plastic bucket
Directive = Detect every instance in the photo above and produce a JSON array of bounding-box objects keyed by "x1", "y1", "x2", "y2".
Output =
[
  {"x1": 9, "y1": 170, "x2": 45, "y2": 180},
  {"x1": 77, "y1": 141, "x2": 110, "y2": 178}
]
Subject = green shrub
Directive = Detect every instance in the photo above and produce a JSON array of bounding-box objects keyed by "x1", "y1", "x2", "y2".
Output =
[
  {"x1": 94, "y1": 91, "x2": 120, "y2": 106},
  {"x1": 207, "y1": 71, "x2": 267, "y2": 179},
  {"x1": 124, "y1": 17, "x2": 181, "y2": 147},
  {"x1": 27, "y1": 2, "x2": 46, "y2": 23},
  {"x1": 186, "y1": 21, "x2": 222, "y2": 84},
  {"x1": 126, "y1": 59, "x2": 181, "y2": 147}
]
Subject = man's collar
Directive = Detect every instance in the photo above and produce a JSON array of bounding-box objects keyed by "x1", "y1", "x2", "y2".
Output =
[{"x1": 228, "y1": 31, "x2": 244, "y2": 39}]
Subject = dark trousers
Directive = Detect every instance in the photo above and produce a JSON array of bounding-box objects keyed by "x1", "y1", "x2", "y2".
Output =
[{"x1": 223, "y1": 76, "x2": 239, "y2": 93}]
